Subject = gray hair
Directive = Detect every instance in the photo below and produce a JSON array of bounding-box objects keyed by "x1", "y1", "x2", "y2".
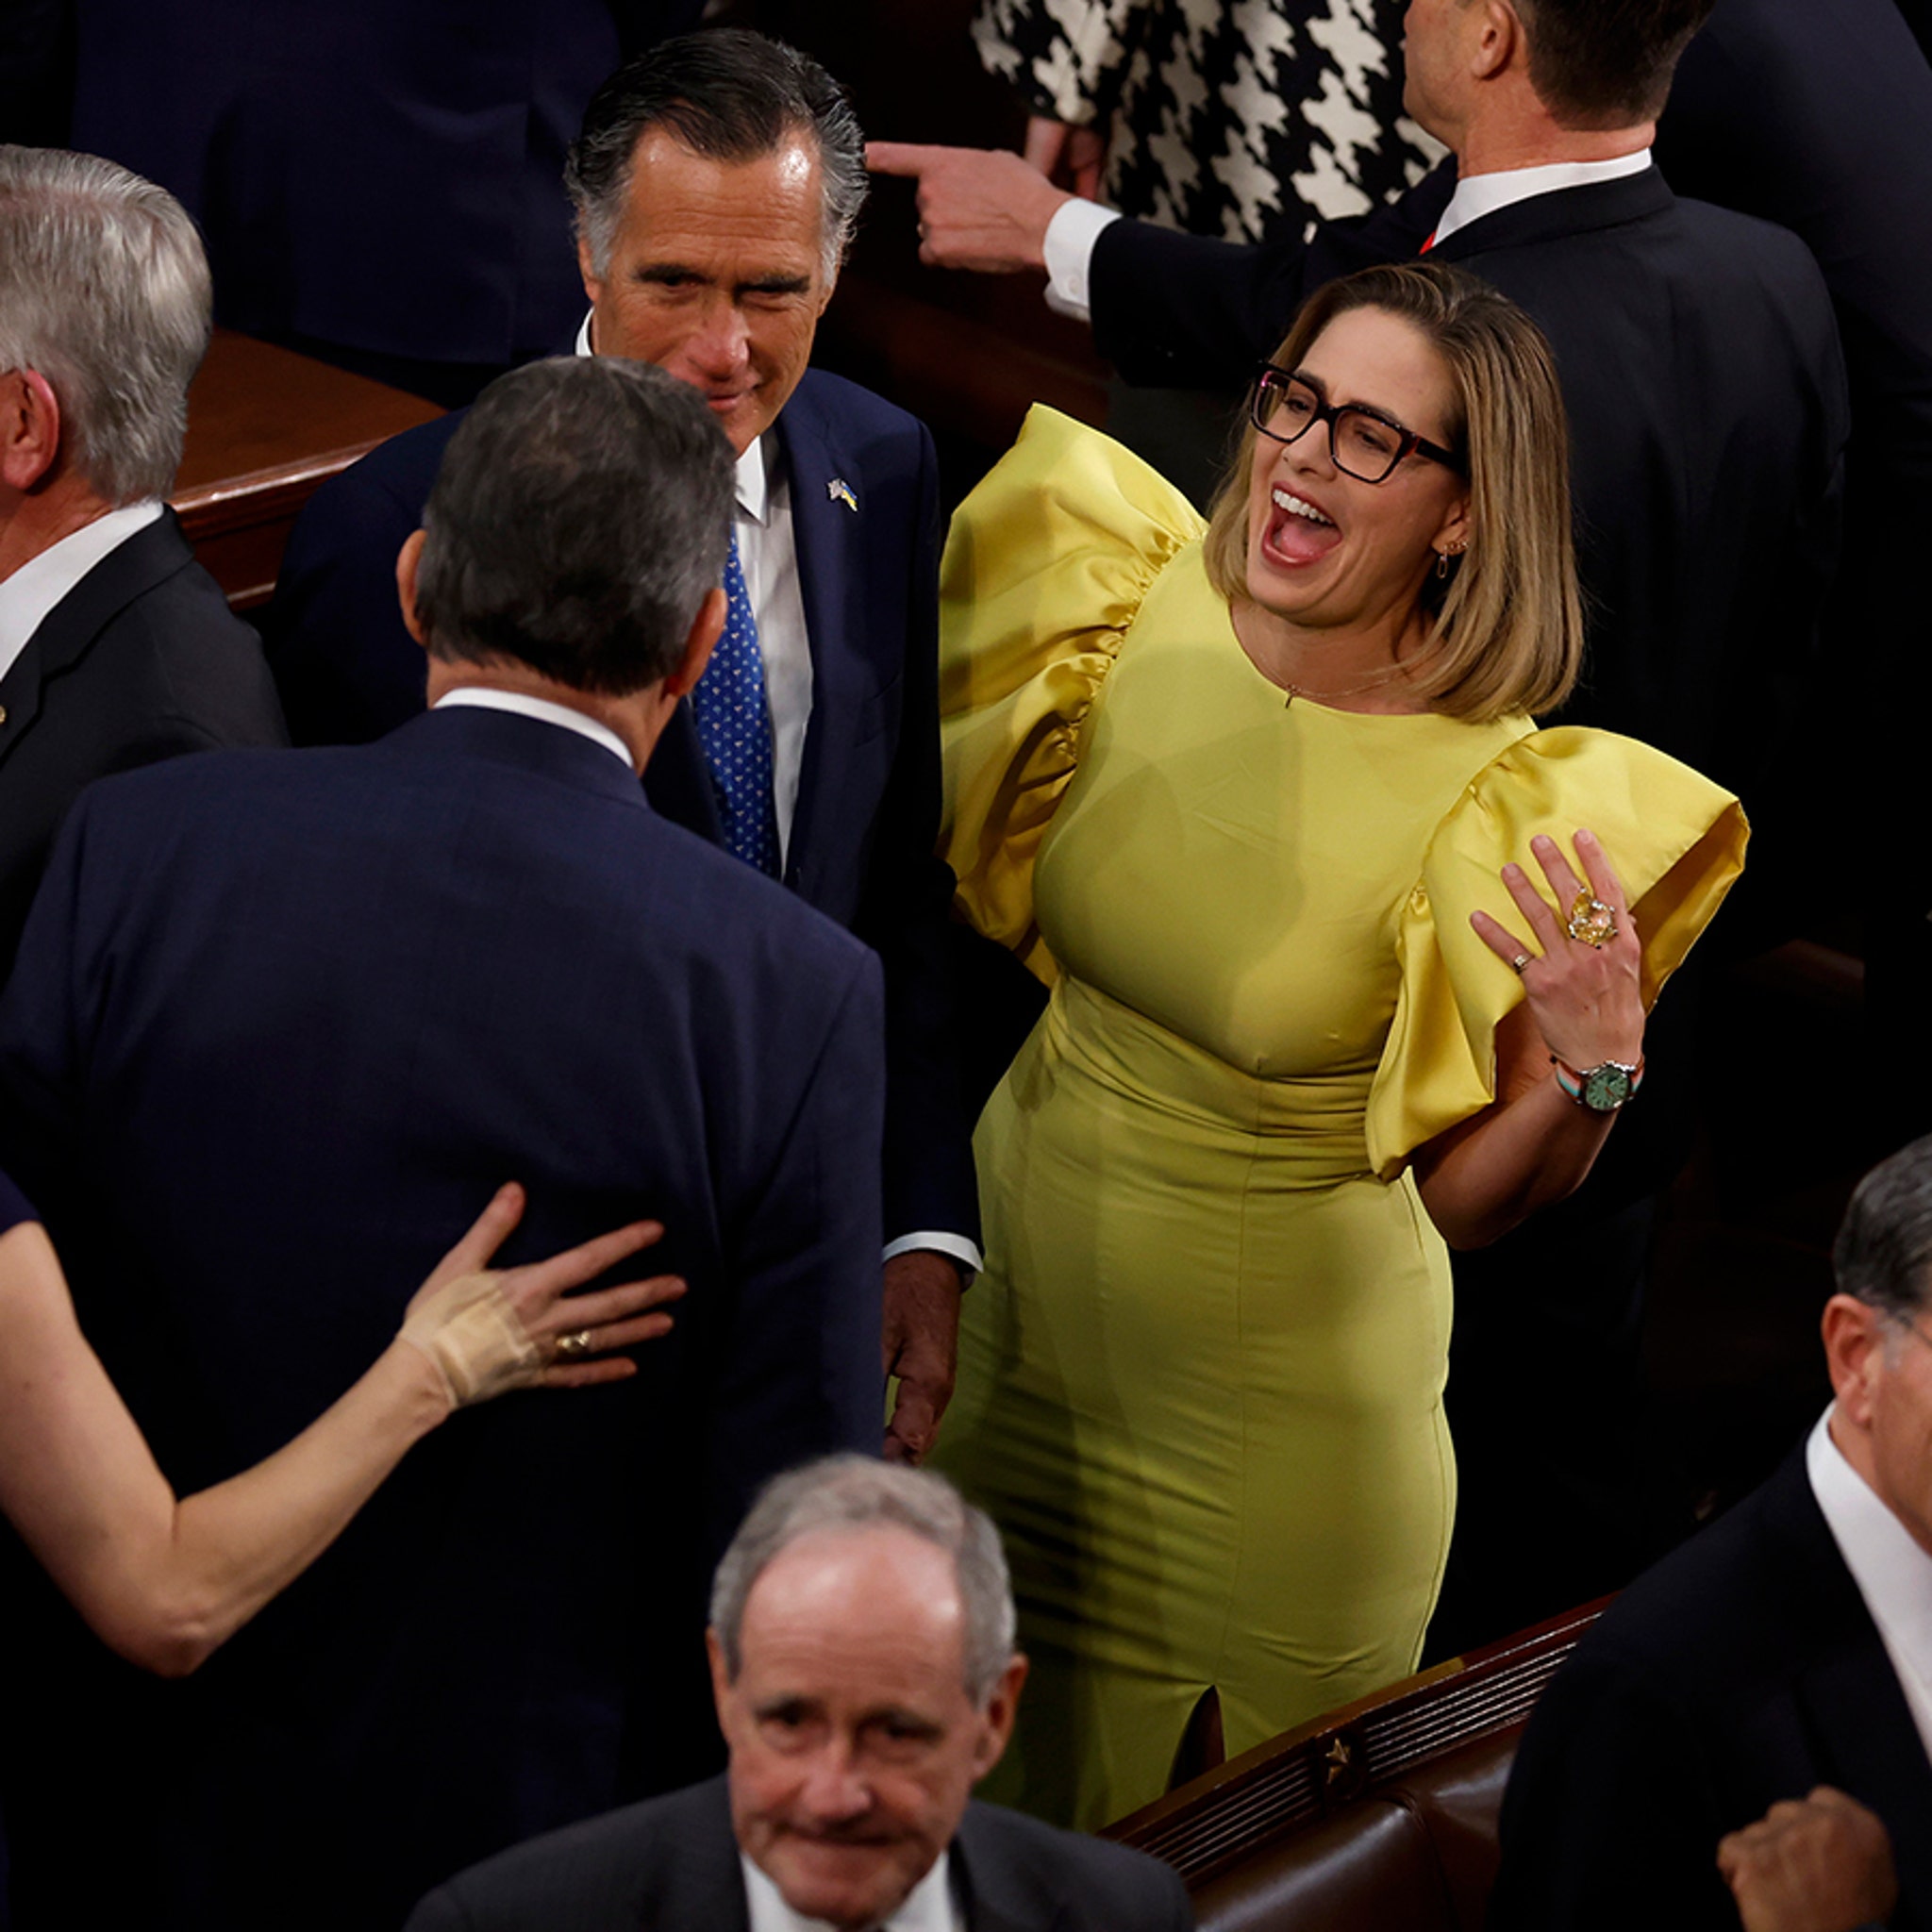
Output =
[
  {"x1": 710, "y1": 1456, "x2": 1019, "y2": 1704},
  {"x1": 566, "y1": 29, "x2": 867, "y2": 287},
  {"x1": 1833, "y1": 1135, "x2": 1932, "y2": 1325},
  {"x1": 0, "y1": 146, "x2": 212, "y2": 505},
  {"x1": 413, "y1": 357, "x2": 733, "y2": 695}
]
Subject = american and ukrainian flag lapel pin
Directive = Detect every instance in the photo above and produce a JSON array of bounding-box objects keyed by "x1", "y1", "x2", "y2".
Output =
[{"x1": 826, "y1": 477, "x2": 858, "y2": 512}]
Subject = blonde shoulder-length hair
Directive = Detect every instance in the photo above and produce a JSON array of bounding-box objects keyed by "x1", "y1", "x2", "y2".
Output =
[{"x1": 1202, "y1": 261, "x2": 1585, "y2": 723}]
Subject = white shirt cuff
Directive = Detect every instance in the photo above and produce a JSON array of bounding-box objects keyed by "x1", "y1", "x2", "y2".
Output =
[
  {"x1": 882, "y1": 1232, "x2": 984, "y2": 1283},
  {"x1": 1042, "y1": 198, "x2": 1122, "y2": 323}
]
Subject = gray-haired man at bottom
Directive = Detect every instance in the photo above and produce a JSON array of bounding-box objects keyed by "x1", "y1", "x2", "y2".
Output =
[
  {"x1": 405, "y1": 1457, "x2": 1195, "y2": 1932},
  {"x1": 0, "y1": 145, "x2": 285, "y2": 982}
]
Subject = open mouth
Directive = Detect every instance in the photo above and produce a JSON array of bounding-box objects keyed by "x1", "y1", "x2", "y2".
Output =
[{"x1": 1263, "y1": 485, "x2": 1342, "y2": 567}]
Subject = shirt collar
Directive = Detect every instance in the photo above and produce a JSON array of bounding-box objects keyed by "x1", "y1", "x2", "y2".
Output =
[
  {"x1": 430, "y1": 687, "x2": 636, "y2": 771},
  {"x1": 1807, "y1": 1406, "x2": 1932, "y2": 1685},
  {"x1": 740, "y1": 1850, "x2": 958, "y2": 1932},
  {"x1": 0, "y1": 499, "x2": 165, "y2": 682},
  {"x1": 573, "y1": 310, "x2": 770, "y2": 525},
  {"x1": 1432, "y1": 148, "x2": 1652, "y2": 248}
]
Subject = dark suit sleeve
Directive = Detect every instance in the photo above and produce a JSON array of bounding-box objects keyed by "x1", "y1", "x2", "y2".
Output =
[
  {"x1": 1489, "y1": 1649, "x2": 1739, "y2": 1932},
  {"x1": 707, "y1": 943, "x2": 887, "y2": 1540},
  {"x1": 855, "y1": 422, "x2": 980, "y2": 1249},
  {"x1": 262, "y1": 445, "x2": 437, "y2": 746},
  {"x1": 1091, "y1": 158, "x2": 1455, "y2": 388}
]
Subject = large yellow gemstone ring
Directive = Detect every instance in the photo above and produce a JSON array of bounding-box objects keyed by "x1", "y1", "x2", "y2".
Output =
[{"x1": 1566, "y1": 888, "x2": 1617, "y2": 948}]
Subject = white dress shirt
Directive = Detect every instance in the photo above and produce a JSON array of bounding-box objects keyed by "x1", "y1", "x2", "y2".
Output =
[
  {"x1": 741, "y1": 1850, "x2": 963, "y2": 1932},
  {"x1": 1427, "y1": 148, "x2": 1652, "y2": 249},
  {"x1": 430, "y1": 687, "x2": 636, "y2": 768},
  {"x1": 0, "y1": 499, "x2": 165, "y2": 684},
  {"x1": 1807, "y1": 1406, "x2": 1932, "y2": 1766},
  {"x1": 1041, "y1": 147, "x2": 1654, "y2": 321}
]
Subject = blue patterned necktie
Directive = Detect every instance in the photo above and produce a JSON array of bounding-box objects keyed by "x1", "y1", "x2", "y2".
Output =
[{"x1": 691, "y1": 529, "x2": 781, "y2": 876}]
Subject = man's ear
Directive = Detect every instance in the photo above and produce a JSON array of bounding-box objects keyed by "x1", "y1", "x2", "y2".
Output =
[
  {"x1": 971, "y1": 1654, "x2": 1030, "y2": 1780},
  {"x1": 1472, "y1": 0, "x2": 1520, "y2": 81},
  {"x1": 706, "y1": 1626, "x2": 736, "y2": 1727},
  {"x1": 664, "y1": 585, "x2": 728, "y2": 699},
  {"x1": 1823, "y1": 1293, "x2": 1887, "y2": 1431},
  {"x1": 578, "y1": 235, "x2": 604, "y2": 320},
  {"x1": 395, "y1": 529, "x2": 429, "y2": 647},
  {"x1": 0, "y1": 369, "x2": 62, "y2": 493}
]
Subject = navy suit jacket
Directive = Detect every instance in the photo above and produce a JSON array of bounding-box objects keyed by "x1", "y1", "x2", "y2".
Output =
[
  {"x1": 0, "y1": 707, "x2": 886, "y2": 1932},
  {"x1": 1490, "y1": 1445, "x2": 1932, "y2": 1929},
  {"x1": 267, "y1": 368, "x2": 975, "y2": 1245},
  {"x1": 0, "y1": 508, "x2": 286, "y2": 983},
  {"x1": 404, "y1": 1773, "x2": 1196, "y2": 1931}
]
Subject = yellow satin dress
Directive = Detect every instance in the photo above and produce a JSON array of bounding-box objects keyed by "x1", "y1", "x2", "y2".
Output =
[{"x1": 933, "y1": 409, "x2": 1749, "y2": 1831}]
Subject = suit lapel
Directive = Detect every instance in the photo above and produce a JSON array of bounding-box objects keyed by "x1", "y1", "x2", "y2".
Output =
[
  {"x1": 635, "y1": 1776, "x2": 751, "y2": 1930},
  {"x1": 954, "y1": 1805, "x2": 1070, "y2": 1932},
  {"x1": 1767, "y1": 1463, "x2": 1932, "y2": 1919},
  {"x1": 0, "y1": 510, "x2": 195, "y2": 775},
  {"x1": 1433, "y1": 165, "x2": 1674, "y2": 261},
  {"x1": 642, "y1": 701, "x2": 724, "y2": 843},
  {"x1": 775, "y1": 384, "x2": 864, "y2": 898}
]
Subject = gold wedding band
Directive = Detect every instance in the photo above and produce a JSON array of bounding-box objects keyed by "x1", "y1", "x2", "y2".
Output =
[
  {"x1": 1566, "y1": 888, "x2": 1617, "y2": 948},
  {"x1": 554, "y1": 1329, "x2": 594, "y2": 1361}
]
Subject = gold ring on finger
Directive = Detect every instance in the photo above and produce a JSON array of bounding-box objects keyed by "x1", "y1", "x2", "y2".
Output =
[
  {"x1": 554, "y1": 1328, "x2": 594, "y2": 1361},
  {"x1": 1566, "y1": 888, "x2": 1617, "y2": 948}
]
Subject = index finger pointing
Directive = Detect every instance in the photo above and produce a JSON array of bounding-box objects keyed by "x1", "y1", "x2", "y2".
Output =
[{"x1": 865, "y1": 141, "x2": 954, "y2": 176}]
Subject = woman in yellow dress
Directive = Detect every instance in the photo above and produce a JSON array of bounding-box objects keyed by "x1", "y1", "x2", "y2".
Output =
[{"x1": 932, "y1": 262, "x2": 1748, "y2": 1830}]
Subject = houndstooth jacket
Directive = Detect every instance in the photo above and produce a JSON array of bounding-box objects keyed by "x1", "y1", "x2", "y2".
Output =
[{"x1": 974, "y1": 0, "x2": 1443, "y2": 243}]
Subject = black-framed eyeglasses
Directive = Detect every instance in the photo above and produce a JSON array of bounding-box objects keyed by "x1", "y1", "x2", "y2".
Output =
[{"x1": 1250, "y1": 365, "x2": 1465, "y2": 484}]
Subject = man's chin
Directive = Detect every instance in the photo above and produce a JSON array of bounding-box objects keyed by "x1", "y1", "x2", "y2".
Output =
[
  {"x1": 765, "y1": 1840, "x2": 916, "y2": 1930},
  {"x1": 704, "y1": 391, "x2": 765, "y2": 452}
]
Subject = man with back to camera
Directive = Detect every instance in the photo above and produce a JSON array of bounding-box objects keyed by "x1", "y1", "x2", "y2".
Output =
[
  {"x1": 1489, "y1": 1133, "x2": 1932, "y2": 1929},
  {"x1": 267, "y1": 30, "x2": 979, "y2": 1463},
  {"x1": 405, "y1": 1455, "x2": 1197, "y2": 1931},
  {"x1": 0, "y1": 356, "x2": 887, "y2": 1931},
  {"x1": 0, "y1": 144, "x2": 286, "y2": 983},
  {"x1": 870, "y1": 0, "x2": 1847, "y2": 1650}
]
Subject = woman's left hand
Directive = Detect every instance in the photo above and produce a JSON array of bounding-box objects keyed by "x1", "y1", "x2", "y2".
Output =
[{"x1": 1468, "y1": 827, "x2": 1645, "y2": 1073}]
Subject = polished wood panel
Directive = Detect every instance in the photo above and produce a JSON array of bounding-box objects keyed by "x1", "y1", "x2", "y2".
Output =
[
  {"x1": 172, "y1": 329, "x2": 443, "y2": 612},
  {"x1": 1105, "y1": 1599, "x2": 1607, "y2": 1888}
]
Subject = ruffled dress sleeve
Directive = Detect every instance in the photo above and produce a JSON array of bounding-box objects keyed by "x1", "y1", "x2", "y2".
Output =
[
  {"x1": 1364, "y1": 725, "x2": 1748, "y2": 1177},
  {"x1": 941, "y1": 405, "x2": 1205, "y2": 982}
]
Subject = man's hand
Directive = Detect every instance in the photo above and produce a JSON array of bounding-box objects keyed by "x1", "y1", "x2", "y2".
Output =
[
  {"x1": 865, "y1": 142, "x2": 1073, "y2": 274},
  {"x1": 1023, "y1": 116, "x2": 1108, "y2": 200},
  {"x1": 881, "y1": 1250, "x2": 964, "y2": 1464},
  {"x1": 1717, "y1": 1787, "x2": 1897, "y2": 1932}
]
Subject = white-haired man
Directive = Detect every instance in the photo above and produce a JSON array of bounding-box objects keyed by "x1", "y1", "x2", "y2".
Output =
[
  {"x1": 0, "y1": 145, "x2": 285, "y2": 980},
  {"x1": 405, "y1": 1457, "x2": 1196, "y2": 1931}
]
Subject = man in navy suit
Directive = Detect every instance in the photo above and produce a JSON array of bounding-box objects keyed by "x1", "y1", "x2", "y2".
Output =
[
  {"x1": 1490, "y1": 1135, "x2": 1932, "y2": 1930},
  {"x1": 0, "y1": 357, "x2": 887, "y2": 1931},
  {"x1": 269, "y1": 30, "x2": 976, "y2": 1466},
  {"x1": 0, "y1": 145, "x2": 286, "y2": 985}
]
